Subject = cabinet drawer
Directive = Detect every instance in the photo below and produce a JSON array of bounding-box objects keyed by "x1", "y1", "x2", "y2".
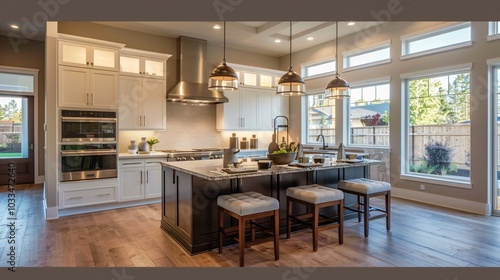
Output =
[
  {"x1": 119, "y1": 159, "x2": 145, "y2": 168},
  {"x1": 60, "y1": 186, "x2": 117, "y2": 209}
]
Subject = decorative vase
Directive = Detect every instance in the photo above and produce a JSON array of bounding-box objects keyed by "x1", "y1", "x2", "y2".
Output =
[
  {"x1": 128, "y1": 140, "x2": 138, "y2": 154},
  {"x1": 138, "y1": 137, "x2": 149, "y2": 153}
]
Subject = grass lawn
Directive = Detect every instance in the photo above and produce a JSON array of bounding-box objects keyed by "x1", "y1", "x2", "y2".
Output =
[{"x1": 0, "y1": 152, "x2": 22, "y2": 158}]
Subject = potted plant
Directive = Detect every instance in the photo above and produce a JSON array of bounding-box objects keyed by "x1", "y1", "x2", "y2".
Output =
[{"x1": 147, "y1": 137, "x2": 159, "y2": 152}]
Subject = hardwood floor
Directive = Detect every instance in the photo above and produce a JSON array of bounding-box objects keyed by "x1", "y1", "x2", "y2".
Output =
[{"x1": 1, "y1": 184, "x2": 500, "y2": 267}]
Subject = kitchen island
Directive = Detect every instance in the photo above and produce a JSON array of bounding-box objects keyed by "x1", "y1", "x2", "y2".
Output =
[{"x1": 161, "y1": 159, "x2": 381, "y2": 254}]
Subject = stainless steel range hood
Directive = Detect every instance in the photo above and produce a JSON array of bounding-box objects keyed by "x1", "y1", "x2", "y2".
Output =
[{"x1": 167, "y1": 36, "x2": 229, "y2": 104}]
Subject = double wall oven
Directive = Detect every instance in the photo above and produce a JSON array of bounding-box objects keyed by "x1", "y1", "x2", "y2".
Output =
[{"x1": 60, "y1": 110, "x2": 118, "y2": 182}]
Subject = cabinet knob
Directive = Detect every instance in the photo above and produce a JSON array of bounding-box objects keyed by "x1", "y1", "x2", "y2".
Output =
[
  {"x1": 90, "y1": 62, "x2": 94, "y2": 66},
  {"x1": 86, "y1": 62, "x2": 89, "y2": 65}
]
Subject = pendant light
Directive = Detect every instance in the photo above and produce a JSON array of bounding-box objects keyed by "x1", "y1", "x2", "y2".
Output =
[
  {"x1": 208, "y1": 21, "x2": 239, "y2": 91},
  {"x1": 277, "y1": 21, "x2": 306, "y2": 96},
  {"x1": 325, "y1": 21, "x2": 350, "y2": 99}
]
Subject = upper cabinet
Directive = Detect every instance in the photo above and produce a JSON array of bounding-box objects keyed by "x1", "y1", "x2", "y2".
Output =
[
  {"x1": 118, "y1": 48, "x2": 172, "y2": 130},
  {"x1": 58, "y1": 39, "x2": 122, "y2": 71},
  {"x1": 216, "y1": 64, "x2": 289, "y2": 130},
  {"x1": 120, "y1": 48, "x2": 169, "y2": 79},
  {"x1": 57, "y1": 34, "x2": 125, "y2": 109}
]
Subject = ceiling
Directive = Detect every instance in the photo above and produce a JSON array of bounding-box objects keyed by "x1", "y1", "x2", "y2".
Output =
[
  {"x1": 93, "y1": 21, "x2": 381, "y2": 57},
  {"x1": 0, "y1": 21, "x2": 381, "y2": 57}
]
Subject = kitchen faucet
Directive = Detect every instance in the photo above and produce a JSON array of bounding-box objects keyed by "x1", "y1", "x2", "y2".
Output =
[{"x1": 316, "y1": 132, "x2": 327, "y2": 150}]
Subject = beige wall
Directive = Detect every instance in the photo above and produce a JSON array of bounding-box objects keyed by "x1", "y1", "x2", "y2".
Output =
[
  {"x1": 283, "y1": 21, "x2": 500, "y2": 212},
  {"x1": 0, "y1": 35, "x2": 45, "y2": 180}
]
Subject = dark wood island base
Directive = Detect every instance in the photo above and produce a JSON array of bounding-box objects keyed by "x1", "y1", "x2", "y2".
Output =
[{"x1": 160, "y1": 159, "x2": 380, "y2": 255}]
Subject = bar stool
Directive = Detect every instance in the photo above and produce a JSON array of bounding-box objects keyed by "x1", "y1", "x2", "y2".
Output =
[
  {"x1": 286, "y1": 184, "x2": 344, "y2": 251},
  {"x1": 217, "y1": 191, "x2": 280, "y2": 267},
  {"x1": 338, "y1": 178, "x2": 391, "y2": 237}
]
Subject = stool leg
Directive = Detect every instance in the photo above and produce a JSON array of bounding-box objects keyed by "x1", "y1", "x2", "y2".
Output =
[
  {"x1": 218, "y1": 207, "x2": 223, "y2": 254},
  {"x1": 312, "y1": 204, "x2": 319, "y2": 252},
  {"x1": 286, "y1": 198, "x2": 292, "y2": 239},
  {"x1": 357, "y1": 195, "x2": 362, "y2": 222},
  {"x1": 364, "y1": 194, "x2": 369, "y2": 237},
  {"x1": 386, "y1": 191, "x2": 391, "y2": 231},
  {"x1": 251, "y1": 219, "x2": 256, "y2": 242},
  {"x1": 338, "y1": 199, "x2": 344, "y2": 244},
  {"x1": 239, "y1": 216, "x2": 245, "y2": 267},
  {"x1": 274, "y1": 209, "x2": 280, "y2": 260}
]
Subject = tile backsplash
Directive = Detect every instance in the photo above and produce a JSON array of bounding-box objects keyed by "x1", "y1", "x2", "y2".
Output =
[{"x1": 118, "y1": 103, "x2": 281, "y2": 152}]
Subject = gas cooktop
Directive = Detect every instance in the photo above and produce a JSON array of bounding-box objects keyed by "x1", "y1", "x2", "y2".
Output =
[{"x1": 156, "y1": 148, "x2": 223, "y2": 161}]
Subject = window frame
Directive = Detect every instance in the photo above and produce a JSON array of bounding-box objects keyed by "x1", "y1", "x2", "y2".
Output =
[
  {"x1": 401, "y1": 22, "x2": 472, "y2": 60},
  {"x1": 347, "y1": 77, "x2": 391, "y2": 148},
  {"x1": 400, "y1": 63, "x2": 472, "y2": 189},
  {"x1": 301, "y1": 57, "x2": 336, "y2": 80},
  {"x1": 343, "y1": 40, "x2": 392, "y2": 72}
]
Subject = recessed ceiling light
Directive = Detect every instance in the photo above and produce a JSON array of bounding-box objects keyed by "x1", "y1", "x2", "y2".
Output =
[
  {"x1": 10, "y1": 24, "x2": 19, "y2": 29},
  {"x1": 307, "y1": 37, "x2": 314, "y2": 41},
  {"x1": 213, "y1": 24, "x2": 221, "y2": 29},
  {"x1": 275, "y1": 39, "x2": 281, "y2": 43},
  {"x1": 347, "y1": 22, "x2": 355, "y2": 26}
]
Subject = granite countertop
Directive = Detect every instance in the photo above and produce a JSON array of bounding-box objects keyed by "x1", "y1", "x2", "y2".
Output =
[
  {"x1": 119, "y1": 151, "x2": 170, "y2": 159},
  {"x1": 161, "y1": 159, "x2": 381, "y2": 181}
]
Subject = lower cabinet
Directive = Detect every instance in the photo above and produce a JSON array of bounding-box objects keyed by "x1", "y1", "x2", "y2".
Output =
[
  {"x1": 119, "y1": 158, "x2": 166, "y2": 201},
  {"x1": 58, "y1": 178, "x2": 118, "y2": 209}
]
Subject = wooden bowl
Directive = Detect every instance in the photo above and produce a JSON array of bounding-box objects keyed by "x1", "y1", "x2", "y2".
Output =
[{"x1": 267, "y1": 152, "x2": 297, "y2": 165}]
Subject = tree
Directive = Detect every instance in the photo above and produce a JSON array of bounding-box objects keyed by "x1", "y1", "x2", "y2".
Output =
[
  {"x1": 2, "y1": 99, "x2": 21, "y2": 122},
  {"x1": 409, "y1": 79, "x2": 446, "y2": 125}
]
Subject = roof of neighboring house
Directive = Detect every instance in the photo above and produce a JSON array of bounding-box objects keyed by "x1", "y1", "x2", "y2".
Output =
[{"x1": 310, "y1": 103, "x2": 390, "y2": 120}]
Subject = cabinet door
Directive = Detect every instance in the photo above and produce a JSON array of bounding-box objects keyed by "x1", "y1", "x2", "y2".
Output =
[
  {"x1": 119, "y1": 76, "x2": 143, "y2": 129},
  {"x1": 59, "y1": 41, "x2": 89, "y2": 67},
  {"x1": 162, "y1": 167, "x2": 177, "y2": 227},
  {"x1": 142, "y1": 78, "x2": 166, "y2": 130},
  {"x1": 272, "y1": 94, "x2": 289, "y2": 121},
  {"x1": 90, "y1": 70, "x2": 118, "y2": 109},
  {"x1": 144, "y1": 58, "x2": 165, "y2": 78},
  {"x1": 216, "y1": 90, "x2": 241, "y2": 130},
  {"x1": 91, "y1": 47, "x2": 118, "y2": 71},
  {"x1": 119, "y1": 167, "x2": 144, "y2": 201},
  {"x1": 120, "y1": 55, "x2": 142, "y2": 76},
  {"x1": 145, "y1": 162, "x2": 163, "y2": 198},
  {"x1": 58, "y1": 66, "x2": 89, "y2": 108},
  {"x1": 239, "y1": 88, "x2": 258, "y2": 129},
  {"x1": 177, "y1": 171, "x2": 192, "y2": 239},
  {"x1": 258, "y1": 89, "x2": 274, "y2": 130}
]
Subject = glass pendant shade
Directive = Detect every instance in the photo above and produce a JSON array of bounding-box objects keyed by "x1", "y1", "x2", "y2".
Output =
[
  {"x1": 276, "y1": 68, "x2": 306, "y2": 96},
  {"x1": 325, "y1": 21, "x2": 350, "y2": 99},
  {"x1": 325, "y1": 75, "x2": 350, "y2": 98},
  {"x1": 277, "y1": 21, "x2": 306, "y2": 96},
  {"x1": 208, "y1": 21, "x2": 239, "y2": 91},
  {"x1": 208, "y1": 61, "x2": 238, "y2": 90}
]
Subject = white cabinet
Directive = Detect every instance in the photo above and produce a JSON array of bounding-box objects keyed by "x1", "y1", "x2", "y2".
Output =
[
  {"x1": 58, "y1": 40, "x2": 120, "y2": 71},
  {"x1": 119, "y1": 158, "x2": 165, "y2": 201},
  {"x1": 58, "y1": 178, "x2": 118, "y2": 209},
  {"x1": 118, "y1": 76, "x2": 166, "y2": 130},
  {"x1": 216, "y1": 87, "x2": 259, "y2": 130},
  {"x1": 258, "y1": 89, "x2": 274, "y2": 130},
  {"x1": 118, "y1": 48, "x2": 171, "y2": 130},
  {"x1": 120, "y1": 48, "x2": 170, "y2": 79},
  {"x1": 58, "y1": 65, "x2": 118, "y2": 109}
]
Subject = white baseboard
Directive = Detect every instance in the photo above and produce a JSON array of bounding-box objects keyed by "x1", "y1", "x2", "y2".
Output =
[
  {"x1": 392, "y1": 187, "x2": 491, "y2": 216},
  {"x1": 57, "y1": 198, "x2": 161, "y2": 217},
  {"x1": 43, "y1": 198, "x2": 59, "y2": 220}
]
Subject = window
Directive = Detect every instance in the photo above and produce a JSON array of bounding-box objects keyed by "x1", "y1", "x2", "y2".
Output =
[
  {"x1": 0, "y1": 71, "x2": 35, "y2": 159},
  {"x1": 306, "y1": 93, "x2": 335, "y2": 146},
  {"x1": 302, "y1": 60, "x2": 335, "y2": 78},
  {"x1": 344, "y1": 42, "x2": 391, "y2": 70},
  {"x1": 404, "y1": 69, "x2": 471, "y2": 183},
  {"x1": 401, "y1": 22, "x2": 471, "y2": 58},
  {"x1": 349, "y1": 82, "x2": 390, "y2": 146},
  {"x1": 488, "y1": 21, "x2": 500, "y2": 41}
]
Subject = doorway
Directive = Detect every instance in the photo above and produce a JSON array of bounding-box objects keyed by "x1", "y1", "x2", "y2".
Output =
[{"x1": 0, "y1": 69, "x2": 36, "y2": 185}]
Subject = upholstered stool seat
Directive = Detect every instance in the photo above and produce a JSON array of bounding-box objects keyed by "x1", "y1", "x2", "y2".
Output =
[
  {"x1": 338, "y1": 178, "x2": 391, "y2": 237},
  {"x1": 286, "y1": 184, "x2": 344, "y2": 251},
  {"x1": 217, "y1": 191, "x2": 279, "y2": 267}
]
